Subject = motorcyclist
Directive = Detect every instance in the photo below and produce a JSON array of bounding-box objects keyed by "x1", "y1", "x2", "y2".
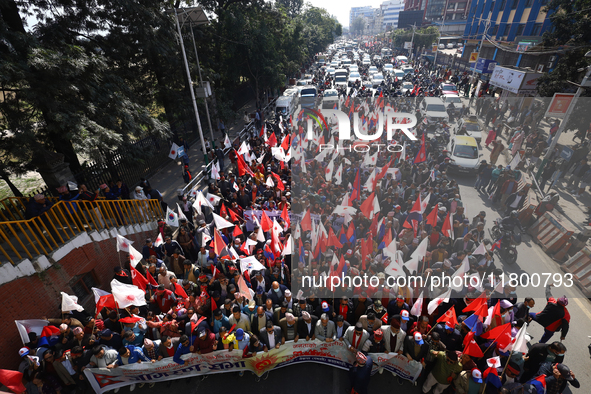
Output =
[{"x1": 500, "y1": 210, "x2": 524, "y2": 233}]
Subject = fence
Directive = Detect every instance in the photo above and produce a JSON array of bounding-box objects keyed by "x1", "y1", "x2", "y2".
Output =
[{"x1": 0, "y1": 198, "x2": 163, "y2": 265}]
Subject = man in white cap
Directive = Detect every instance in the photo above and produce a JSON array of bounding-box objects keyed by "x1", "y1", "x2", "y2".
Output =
[
  {"x1": 454, "y1": 368, "x2": 484, "y2": 394},
  {"x1": 349, "y1": 351, "x2": 373, "y2": 394}
]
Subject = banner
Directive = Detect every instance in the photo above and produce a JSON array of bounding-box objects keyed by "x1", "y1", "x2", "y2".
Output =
[{"x1": 84, "y1": 340, "x2": 422, "y2": 393}]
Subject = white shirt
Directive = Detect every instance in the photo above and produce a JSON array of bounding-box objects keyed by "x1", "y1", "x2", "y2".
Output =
[
  {"x1": 509, "y1": 195, "x2": 523, "y2": 208},
  {"x1": 268, "y1": 331, "x2": 276, "y2": 348}
]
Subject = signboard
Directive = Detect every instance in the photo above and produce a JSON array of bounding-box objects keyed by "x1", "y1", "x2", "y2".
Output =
[
  {"x1": 432, "y1": 44, "x2": 438, "y2": 52},
  {"x1": 84, "y1": 340, "x2": 423, "y2": 394},
  {"x1": 475, "y1": 59, "x2": 497, "y2": 74},
  {"x1": 489, "y1": 66, "x2": 541, "y2": 94},
  {"x1": 545, "y1": 93, "x2": 575, "y2": 118},
  {"x1": 560, "y1": 146, "x2": 574, "y2": 161},
  {"x1": 516, "y1": 42, "x2": 532, "y2": 52},
  {"x1": 404, "y1": 42, "x2": 412, "y2": 49},
  {"x1": 469, "y1": 52, "x2": 479, "y2": 62},
  {"x1": 176, "y1": 146, "x2": 186, "y2": 158}
]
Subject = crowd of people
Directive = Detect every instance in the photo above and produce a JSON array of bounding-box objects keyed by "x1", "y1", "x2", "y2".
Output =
[{"x1": 10, "y1": 51, "x2": 583, "y2": 394}]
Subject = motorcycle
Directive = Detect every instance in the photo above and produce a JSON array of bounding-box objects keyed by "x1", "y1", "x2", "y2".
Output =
[{"x1": 490, "y1": 219, "x2": 522, "y2": 264}]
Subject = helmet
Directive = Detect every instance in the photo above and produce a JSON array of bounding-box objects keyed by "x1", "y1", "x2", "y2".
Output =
[{"x1": 511, "y1": 210, "x2": 519, "y2": 218}]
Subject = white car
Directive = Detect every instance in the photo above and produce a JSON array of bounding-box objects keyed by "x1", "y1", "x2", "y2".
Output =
[
  {"x1": 442, "y1": 94, "x2": 463, "y2": 114},
  {"x1": 447, "y1": 43, "x2": 455, "y2": 49},
  {"x1": 371, "y1": 73, "x2": 384, "y2": 87},
  {"x1": 392, "y1": 69, "x2": 405, "y2": 79},
  {"x1": 373, "y1": 55, "x2": 382, "y2": 61},
  {"x1": 368, "y1": 66, "x2": 378, "y2": 75},
  {"x1": 362, "y1": 58, "x2": 371, "y2": 66},
  {"x1": 322, "y1": 89, "x2": 339, "y2": 109},
  {"x1": 349, "y1": 65, "x2": 359, "y2": 73},
  {"x1": 348, "y1": 72, "x2": 361, "y2": 86},
  {"x1": 420, "y1": 97, "x2": 449, "y2": 124},
  {"x1": 326, "y1": 67, "x2": 336, "y2": 76},
  {"x1": 446, "y1": 136, "x2": 482, "y2": 173},
  {"x1": 401, "y1": 65, "x2": 413, "y2": 74},
  {"x1": 438, "y1": 43, "x2": 445, "y2": 49},
  {"x1": 383, "y1": 64, "x2": 394, "y2": 74},
  {"x1": 400, "y1": 81, "x2": 413, "y2": 94},
  {"x1": 456, "y1": 116, "x2": 483, "y2": 142}
]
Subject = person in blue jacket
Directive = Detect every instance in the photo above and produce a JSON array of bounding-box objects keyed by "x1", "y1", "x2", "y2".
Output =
[
  {"x1": 173, "y1": 335, "x2": 192, "y2": 365},
  {"x1": 115, "y1": 345, "x2": 151, "y2": 366},
  {"x1": 349, "y1": 351, "x2": 373, "y2": 394}
]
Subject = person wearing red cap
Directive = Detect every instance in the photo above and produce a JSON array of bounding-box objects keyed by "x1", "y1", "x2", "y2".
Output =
[{"x1": 349, "y1": 351, "x2": 373, "y2": 394}]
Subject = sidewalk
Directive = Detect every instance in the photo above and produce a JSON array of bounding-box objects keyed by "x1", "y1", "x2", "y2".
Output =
[
  {"x1": 149, "y1": 99, "x2": 258, "y2": 207},
  {"x1": 476, "y1": 109, "x2": 589, "y2": 234}
]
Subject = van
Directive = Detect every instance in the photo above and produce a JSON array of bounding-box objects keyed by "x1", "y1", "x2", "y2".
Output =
[
  {"x1": 395, "y1": 55, "x2": 408, "y2": 64},
  {"x1": 446, "y1": 136, "x2": 482, "y2": 173},
  {"x1": 420, "y1": 97, "x2": 449, "y2": 125},
  {"x1": 334, "y1": 69, "x2": 348, "y2": 89},
  {"x1": 275, "y1": 96, "x2": 295, "y2": 117},
  {"x1": 299, "y1": 85, "x2": 317, "y2": 109}
]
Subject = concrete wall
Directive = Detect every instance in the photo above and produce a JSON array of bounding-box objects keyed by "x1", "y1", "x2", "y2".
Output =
[{"x1": 0, "y1": 222, "x2": 158, "y2": 370}]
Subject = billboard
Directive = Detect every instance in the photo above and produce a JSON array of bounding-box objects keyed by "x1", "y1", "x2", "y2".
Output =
[
  {"x1": 545, "y1": 93, "x2": 575, "y2": 118},
  {"x1": 397, "y1": 11, "x2": 424, "y2": 29},
  {"x1": 489, "y1": 66, "x2": 541, "y2": 94},
  {"x1": 475, "y1": 58, "x2": 497, "y2": 74}
]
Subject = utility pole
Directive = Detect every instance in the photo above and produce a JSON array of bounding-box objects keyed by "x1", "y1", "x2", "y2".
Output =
[
  {"x1": 471, "y1": 12, "x2": 491, "y2": 80},
  {"x1": 409, "y1": 23, "x2": 417, "y2": 61}
]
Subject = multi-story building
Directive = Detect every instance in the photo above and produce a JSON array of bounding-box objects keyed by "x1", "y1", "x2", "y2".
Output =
[
  {"x1": 349, "y1": 6, "x2": 376, "y2": 28},
  {"x1": 425, "y1": 0, "x2": 470, "y2": 22},
  {"x1": 381, "y1": 0, "x2": 405, "y2": 30}
]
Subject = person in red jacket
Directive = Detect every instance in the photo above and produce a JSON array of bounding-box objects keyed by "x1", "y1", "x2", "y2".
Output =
[
  {"x1": 533, "y1": 284, "x2": 570, "y2": 343},
  {"x1": 151, "y1": 285, "x2": 177, "y2": 314},
  {"x1": 192, "y1": 329, "x2": 217, "y2": 354}
]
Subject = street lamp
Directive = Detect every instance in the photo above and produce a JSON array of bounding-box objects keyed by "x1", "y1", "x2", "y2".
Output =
[{"x1": 172, "y1": 7, "x2": 210, "y2": 160}]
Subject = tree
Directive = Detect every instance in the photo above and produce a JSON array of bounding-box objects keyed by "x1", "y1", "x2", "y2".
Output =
[
  {"x1": 391, "y1": 26, "x2": 438, "y2": 49},
  {"x1": 351, "y1": 17, "x2": 365, "y2": 36},
  {"x1": 276, "y1": 0, "x2": 304, "y2": 17},
  {"x1": 535, "y1": 0, "x2": 591, "y2": 132}
]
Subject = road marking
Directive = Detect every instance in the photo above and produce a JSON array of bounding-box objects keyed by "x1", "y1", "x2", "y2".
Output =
[{"x1": 572, "y1": 297, "x2": 591, "y2": 321}]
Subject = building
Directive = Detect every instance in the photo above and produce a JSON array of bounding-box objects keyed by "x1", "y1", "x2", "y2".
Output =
[
  {"x1": 461, "y1": 0, "x2": 556, "y2": 82},
  {"x1": 425, "y1": 0, "x2": 471, "y2": 22},
  {"x1": 398, "y1": 10, "x2": 425, "y2": 29},
  {"x1": 349, "y1": 6, "x2": 376, "y2": 28},
  {"x1": 381, "y1": 0, "x2": 405, "y2": 30}
]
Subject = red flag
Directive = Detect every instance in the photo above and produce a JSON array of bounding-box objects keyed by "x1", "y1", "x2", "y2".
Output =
[
  {"x1": 327, "y1": 227, "x2": 343, "y2": 248},
  {"x1": 360, "y1": 192, "x2": 375, "y2": 219},
  {"x1": 260, "y1": 210, "x2": 273, "y2": 232},
  {"x1": 280, "y1": 134, "x2": 290, "y2": 151},
  {"x1": 130, "y1": 264, "x2": 149, "y2": 293},
  {"x1": 426, "y1": 207, "x2": 438, "y2": 228},
  {"x1": 376, "y1": 159, "x2": 393, "y2": 181},
  {"x1": 0, "y1": 369, "x2": 26, "y2": 393},
  {"x1": 266, "y1": 132, "x2": 277, "y2": 147},
  {"x1": 174, "y1": 282, "x2": 189, "y2": 299},
  {"x1": 211, "y1": 297, "x2": 218, "y2": 312},
  {"x1": 409, "y1": 194, "x2": 421, "y2": 213},
  {"x1": 413, "y1": 143, "x2": 427, "y2": 164},
  {"x1": 463, "y1": 339, "x2": 484, "y2": 358},
  {"x1": 213, "y1": 229, "x2": 227, "y2": 256},
  {"x1": 480, "y1": 322, "x2": 512, "y2": 348},
  {"x1": 227, "y1": 207, "x2": 240, "y2": 223},
  {"x1": 369, "y1": 215, "x2": 380, "y2": 238},
  {"x1": 259, "y1": 124, "x2": 265, "y2": 137},
  {"x1": 232, "y1": 225, "x2": 243, "y2": 237},
  {"x1": 436, "y1": 306, "x2": 458, "y2": 328},
  {"x1": 119, "y1": 316, "x2": 142, "y2": 324},
  {"x1": 96, "y1": 294, "x2": 117, "y2": 317},
  {"x1": 463, "y1": 331, "x2": 475, "y2": 348},
  {"x1": 336, "y1": 255, "x2": 346, "y2": 275},
  {"x1": 440, "y1": 212, "x2": 452, "y2": 238},
  {"x1": 220, "y1": 203, "x2": 229, "y2": 218},
  {"x1": 281, "y1": 204, "x2": 290, "y2": 228},
  {"x1": 346, "y1": 221, "x2": 355, "y2": 240},
  {"x1": 300, "y1": 209, "x2": 312, "y2": 232},
  {"x1": 235, "y1": 150, "x2": 255, "y2": 177},
  {"x1": 237, "y1": 275, "x2": 252, "y2": 300},
  {"x1": 271, "y1": 172, "x2": 285, "y2": 191},
  {"x1": 381, "y1": 312, "x2": 389, "y2": 324},
  {"x1": 191, "y1": 316, "x2": 208, "y2": 333},
  {"x1": 474, "y1": 302, "x2": 489, "y2": 318},
  {"x1": 462, "y1": 293, "x2": 487, "y2": 313}
]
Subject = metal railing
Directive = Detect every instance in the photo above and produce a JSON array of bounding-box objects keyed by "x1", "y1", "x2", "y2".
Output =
[
  {"x1": 0, "y1": 198, "x2": 164, "y2": 265},
  {"x1": 180, "y1": 98, "x2": 277, "y2": 197}
]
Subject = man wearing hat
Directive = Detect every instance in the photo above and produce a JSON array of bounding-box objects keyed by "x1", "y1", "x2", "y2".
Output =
[
  {"x1": 366, "y1": 300, "x2": 387, "y2": 322},
  {"x1": 369, "y1": 328, "x2": 387, "y2": 354},
  {"x1": 278, "y1": 313, "x2": 298, "y2": 343},
  {"x1": 454, "y1": 368, "x2": 484, "y2": 394},
  {"x1": 538, "y1": 362, "x2": 580, "y2": 393},
  {"x1": 404, "y1": 332, "x2": 429, "y2": 367},
  {"x1": 295, "y1": 311, "x2": 317, "y2": 342},
  {"x1": 349, "y1": 351, "x2": 373, "y2": 394},
  {"x1": 532, "y1": 285, "x2": 570, "y2": 343},
  {"x1": 521, "y1": 341, "x2": 566, "y2": 383},
  {"x1": 25, "y1": 193, "x2": 53, "y2": 219},
  {"x1": 192, "y1": 328, "x2": 216, "y2": 355},
  {"x1": 358, "y1": 312, "x2": 382, "y2": 334},
  {"x1": 315, "y1": 300, "x2": 334, "y2": 320},
  {"x1": 344, "y1": 322, "x2": 371, "y2": 353},
  {"x1": 97, "y1": 329, "x2": 123, "y2": 351},
  {"x1": 422, "y1": 349, "x2": 463, "y2": 394}
]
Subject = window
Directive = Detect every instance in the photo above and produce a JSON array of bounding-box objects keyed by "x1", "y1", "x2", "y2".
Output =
[
  {"x1": 511, "y1": 0, "x2": 519, "y2": 9},
  {"x1": 503, "y1": 24, "x2": 511, "y2": 36},
  {"x1": 70, "y1": 271, "x2": 99, "y2": 303},
  {"x1": 516, "y1": 24, "x2": 525, "y2": 36},
  {"x1": 532, "y1": 23, "x2": 542, "y2": 35},
  {"x1": 500, "y1": 0, "x2": 506, "y2": 8},
  {"x1": 525, "y1": 0, "x2": 533, "y2": 6},
  {"x1": 491, "y1": 25, "x2": 499, "y2": 35}
]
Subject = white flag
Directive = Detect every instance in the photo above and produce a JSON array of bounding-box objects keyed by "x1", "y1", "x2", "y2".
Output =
[
  {"x1": 15, "y1": 319, "x2": 49, "y2": 345},
  {"x1": 509, "y1": 152, "x2": 521, "y2": 170},
  {"x1": 128, "y1": 244, "x2": 144, "y2": 268},
  {"x1": 410, "y1": 291, "x2": 424, "y2": 317},
  {"x1": 384, "y1": 259, "x2": 405, "y2": 277},
  {"x1": 427, "y1": 288, "x2": 452, "y2": 314},
  {"x1": 325, "y1": 159, "x2": 334, "y2": 182},
  {"x1": 206, "y1": 193, "x2": 222, "y2": 206},
  {"x1": 212, "y1": 212, "x2": 234, "y2": 230},
  {"x1": 169, "y1": 143, "x2": 180, "y2": 159},
  {"x1": 92, "y1": 287, "x2": 111, "y2": 304},
  {"x1": 194, "y1": 191, "x2": 214, "y2": 214},
  {"x1": 503, "y1": 322, "x2": 529, "y2": 354},
  {"x1": 67, "y1": 181, "x2": 78, "y2": 190},
  {"x1": 240, "y1": 255, "x2": 266, "y2": 274},
  {"x1": 404, "y1": 255, "x2": 419, "y2": 273},
  {"x1": 110, "y1": 279, "x2": 147, "y2": 308},
  {"x1": 61, "y1": 292, "x2": 84, "y2": 312},
  {"x1": 334, "y1": 163, "x2": 343, "y2": 185},
  {"x1": 266, "y1": 176, "x2": 275, "y2": 188},
  {"x1": 224, "y1": 135, "x2": 232, "y2": 149},
  {"x1": 473, "y1": 242, "x2": 486, "y2": 255},
  {"x1": 410, "y1": 236, "x2": 429, "y2": 261},
  {"x1": 154, "y1": 232, "x2": 164, "y2": 247},
  {"x1": 282, "y1": 236, "x2": 292, "y2": 256},
  {"x1": 166, "y1": 207, "x2": 179, "y2": 227},
  {"x1": 177, "y1": 203, "x2": 188, "y2": 222},
  {"x1": 237, "y1": 141, "x2": 249, "y2": 156},
  {"x1": 116, "y1": 234, "x2": 133, "y2": 253},
  {"x1": 211, "y1": 162, "x2": 220, "y2": 180}
]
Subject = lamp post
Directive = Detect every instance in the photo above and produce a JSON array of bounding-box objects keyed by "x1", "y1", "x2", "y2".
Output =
[{"x1": 173, "y1": 7, "x2": 208, "y2": 159}]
